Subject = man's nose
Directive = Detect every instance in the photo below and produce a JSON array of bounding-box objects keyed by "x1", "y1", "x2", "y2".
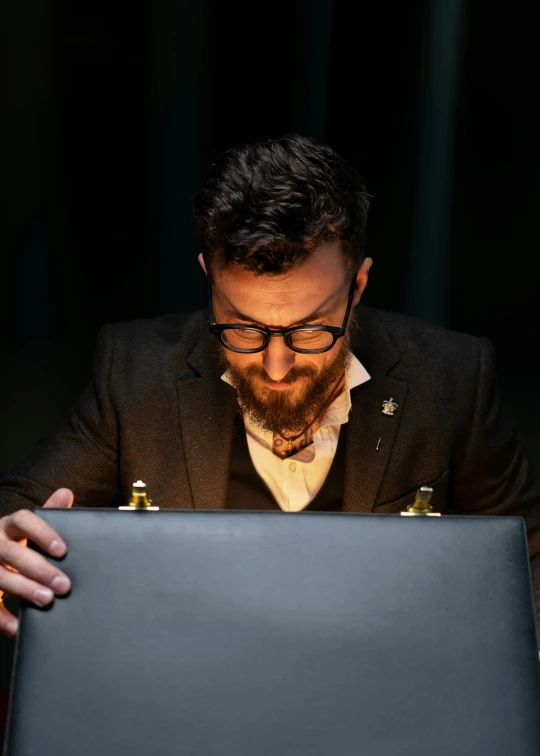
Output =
[{"x1": 261, "y1": 336, "x2": 296, "y2": 381}]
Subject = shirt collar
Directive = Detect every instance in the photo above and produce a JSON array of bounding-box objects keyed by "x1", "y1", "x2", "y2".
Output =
[
  {"x1": 344, "y1": 352, "x2": 371, "y2": 393},
  {"x1": 321, "y1": 353, "x2": 370, "y2": 426}
]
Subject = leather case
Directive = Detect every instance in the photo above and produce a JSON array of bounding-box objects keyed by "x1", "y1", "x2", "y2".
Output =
[{"x1": 4, "y1": 510, "x2": 540, "y2": 755}]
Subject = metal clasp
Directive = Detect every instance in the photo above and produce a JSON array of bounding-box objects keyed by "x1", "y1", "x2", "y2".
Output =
[
  {"x1": 118, "y1": 480, "x2": 160, "y2": 511},
  {"x1": 400, "y1": 486, "x2": 441, "y2": 517}
]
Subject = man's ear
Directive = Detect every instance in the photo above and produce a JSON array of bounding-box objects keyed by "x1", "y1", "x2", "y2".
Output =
[
  {"x1": 198, "y1": 253, "x2": 207, "y2": 275},
  {"x1": 353, "y1": 257, "x2": 373, "y2": 306}
]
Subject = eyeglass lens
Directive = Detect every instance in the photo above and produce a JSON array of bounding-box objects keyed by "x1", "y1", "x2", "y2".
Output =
[{"x1": 221, "y1": 328, "x2": 335, "y2": 351}]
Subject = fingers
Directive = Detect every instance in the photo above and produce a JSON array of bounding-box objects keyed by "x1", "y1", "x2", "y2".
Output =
[
  {"x1": 2, "y1": 507, "x2": 68, "y2": 559},
  {"x1": 0, "y1": 564, "x2": 59, "y2": 606},
  {"x1": 0, "y1": 489, "x2": 74, "y2": 637},
  {"x1": 0, "y1": 600, "x2": 18, "y2": 637},
  {"x1": 0, "y1": 536, "x2": 71, "y2": 637},
  {"x1": 0, "y1": 540, "x2": 71, "y2": 596},
  {"x1": 42, "y1": 488, "x2": 74, "y2": 510}
]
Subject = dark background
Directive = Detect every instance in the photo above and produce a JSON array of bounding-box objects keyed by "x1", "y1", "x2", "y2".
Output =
[
  {"x1": 2, "y1": 0, "x2": 539, "y2": 473},
  {"x1": 0, "y1": 0, "x2": 539, "y2": 707}
]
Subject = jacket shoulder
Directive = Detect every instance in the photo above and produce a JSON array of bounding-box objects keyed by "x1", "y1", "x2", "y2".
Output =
[
  {"x1": 362, "y1": 306, "x2": 489, "y2": 365},
  {"x1": 99, "y1": 310, "x2": 206, "y2": 349},
  {"x1": 92, "y1": 309, "x2": 210, "y2": 384}
]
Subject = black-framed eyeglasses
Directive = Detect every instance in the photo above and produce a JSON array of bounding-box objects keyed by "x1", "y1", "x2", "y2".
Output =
[{"x1": 208, "y1": 276, "x2": 357, "y2": 354}]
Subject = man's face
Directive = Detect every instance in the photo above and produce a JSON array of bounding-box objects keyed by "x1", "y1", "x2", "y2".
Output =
[{"x1": 204, "y1": 241, "x2": 372, "y2": 434}]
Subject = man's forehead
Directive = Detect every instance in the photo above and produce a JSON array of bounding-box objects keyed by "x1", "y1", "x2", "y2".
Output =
[
  {"x1": 213, "y1": 241, "x2": 349, "y2": 302},
  {"x1": 212, "y1": 251, "x2": 350, "y2": 326},
  {"x1": 217, "y1": 274, "x2": 320, "y2": 305}
]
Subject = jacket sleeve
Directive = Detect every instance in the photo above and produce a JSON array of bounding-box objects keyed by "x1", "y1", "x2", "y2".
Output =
[
  {"x1": 0, "y1": 325, "x2": 120, "y2": 517},
  {"x1": 452, "y1": 338, "x2": 540, "y2": 628}
]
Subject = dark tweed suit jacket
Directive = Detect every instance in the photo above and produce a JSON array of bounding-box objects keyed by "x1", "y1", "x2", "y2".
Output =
[{"x1": 2, "y1": 305, "x2": 540, "y2": 619}]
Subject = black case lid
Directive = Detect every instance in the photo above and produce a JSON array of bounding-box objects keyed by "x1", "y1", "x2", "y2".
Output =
[{"x1": 5, "y1": 510, "x2": 540, "y2": 756}]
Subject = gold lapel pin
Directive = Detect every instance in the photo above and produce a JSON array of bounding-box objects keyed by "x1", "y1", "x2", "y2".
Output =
[{"x1": 382, "y1": 398, "x2": 398, "y2": 416}]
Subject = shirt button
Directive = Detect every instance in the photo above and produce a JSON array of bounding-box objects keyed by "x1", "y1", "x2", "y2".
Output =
[{"x1": 289, "y1": 462, "x2": 297, "y2": 472}]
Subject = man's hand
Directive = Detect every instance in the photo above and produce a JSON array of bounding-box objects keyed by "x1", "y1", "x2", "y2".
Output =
[{"x1": 0, "y1": 489, "x2": 73, "y2": 637}]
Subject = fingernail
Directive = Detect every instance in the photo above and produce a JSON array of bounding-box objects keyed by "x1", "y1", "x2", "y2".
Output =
[
  {"x1": 33, "y1": 587, "x2": 54, "y2": 606},
  {"x1": 49, "y1": 540, "x2": 66, "y2": 558},
  {"x1": 7, "y1": 620, "x2": 18, "y2": 635},
  {"x1": 51, "y1": 576, "x2": 71, "y2": 594}
]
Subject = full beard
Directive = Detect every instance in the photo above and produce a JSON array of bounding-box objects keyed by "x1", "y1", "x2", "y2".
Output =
[{"x1": 219, "y1": 313, "x2": 360, "y2": 436}]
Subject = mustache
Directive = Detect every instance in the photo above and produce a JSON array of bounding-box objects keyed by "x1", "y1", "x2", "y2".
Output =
[{"x1": 243, "y1": 364, "x2": 317, "y2": 384}]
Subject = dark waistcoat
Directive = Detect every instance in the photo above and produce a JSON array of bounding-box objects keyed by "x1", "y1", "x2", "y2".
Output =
[{"x1": 225, "y1": 414, "x2": 347, "y2": 511}]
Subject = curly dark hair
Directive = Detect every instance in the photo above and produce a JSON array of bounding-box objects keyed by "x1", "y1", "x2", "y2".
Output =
[{"x1": 193, "y1": 134, "x2": 370, "y2": 275}]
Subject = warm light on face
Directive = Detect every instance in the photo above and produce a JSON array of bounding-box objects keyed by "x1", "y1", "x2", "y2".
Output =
[
  {"x1": 209, "y1": 242, "x2": 365, "y2": 380},
  {"x1": 209, "y1": 275, "x2": 357, "y2": 357},
  {"x1": 201, "y1": 242, "x2": 372, "y2": 434}
]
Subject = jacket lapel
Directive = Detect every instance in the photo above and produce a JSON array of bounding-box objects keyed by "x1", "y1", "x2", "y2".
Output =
[
  {"x1": 343, "y1": 309, "x2": 409, "y2": 512},
  {"x1": 176, "y1": 332, "x2": 237, "y2": 509}
]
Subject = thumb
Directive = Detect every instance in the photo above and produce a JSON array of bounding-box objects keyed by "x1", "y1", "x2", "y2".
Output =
[{"x1": 43, "y1": 488, "x2": 74, "y2": 509}]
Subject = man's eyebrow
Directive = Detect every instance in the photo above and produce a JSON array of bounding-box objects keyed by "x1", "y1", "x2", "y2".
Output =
[{"x1": 221, "y1": 305, "x2": 335, "y2": 328}]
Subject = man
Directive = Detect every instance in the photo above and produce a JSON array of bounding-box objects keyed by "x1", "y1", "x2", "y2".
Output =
[{"x1": 1, "y1": 134, "x2": 540, "y2": 639}]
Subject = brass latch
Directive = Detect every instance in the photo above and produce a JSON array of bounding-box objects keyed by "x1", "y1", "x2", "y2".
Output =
[
  {"x1": 118, "y1": 480, "x2": 160, "y2": 511},
  {"x1": 400, "y1": 486, "x2": 441, "y2": 517}
]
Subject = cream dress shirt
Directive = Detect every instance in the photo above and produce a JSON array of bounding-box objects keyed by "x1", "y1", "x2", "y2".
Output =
[{"x1": 221, "y1": 354, "x2": 371, "y2": 512}]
